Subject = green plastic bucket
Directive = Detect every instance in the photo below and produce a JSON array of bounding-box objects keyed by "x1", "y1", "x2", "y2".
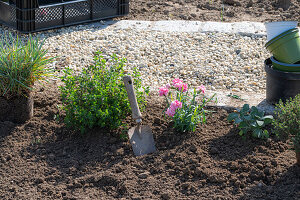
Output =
[
  {"x1": 265, "y1": 28, "x2": 300, "y2": 64},
  {"x1": 270, "y1": 56, "x2": 300, "y2": 72}
]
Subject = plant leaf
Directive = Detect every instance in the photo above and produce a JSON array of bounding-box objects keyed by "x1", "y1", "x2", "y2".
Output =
[
  {"x1": 241, "y1": 104, "x2": 250, "y2": 113},
  {"x1": 253, "y1": 128, "x2": 262, "y2": 138},
  {"x1": 227, "y1": 112, "x2": 238, "y2": 121},
  {"x1": 256, "y1": 120, "x2": 264, "y2": 127},
  {"x1": 234, "y1": 118, "x2": 243, "y2": 124},
  {"x1": 239, "y1": 130, "x2": 244, "y2": 136}
]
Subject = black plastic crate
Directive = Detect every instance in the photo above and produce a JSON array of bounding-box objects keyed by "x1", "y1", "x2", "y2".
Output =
[{"x1": 0, "y1": 0, "x2": 129, "y2": 33}]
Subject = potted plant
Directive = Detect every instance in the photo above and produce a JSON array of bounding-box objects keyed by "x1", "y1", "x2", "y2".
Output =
[
  {"x1": 0, "y1": 34, "x2": 53, "y2": 123},
  {"x1": 273, "y1": 94, "x2": 300, "y2": 166}
]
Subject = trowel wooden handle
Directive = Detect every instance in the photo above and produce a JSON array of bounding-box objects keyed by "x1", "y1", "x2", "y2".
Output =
[{"x1": 123, "y1": 76, "x2": 142, "y2": 121}]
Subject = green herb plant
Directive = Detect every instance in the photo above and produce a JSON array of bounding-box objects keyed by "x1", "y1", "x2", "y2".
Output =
[
  {"x1": 59, "y1": 52, "x2": 148, "y2": 134},
  {"x1": 227, "y1": 104, "x2": 274, "y2": 139},
  {"x1": 0, "y1": 34, "x2": 53, "y2": 98},
  {"x1": 273, "y1": 94, "x2": 300, "y2": 152}
]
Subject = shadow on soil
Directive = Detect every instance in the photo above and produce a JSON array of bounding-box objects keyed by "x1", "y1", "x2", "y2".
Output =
[
  {"x1": 25, "y1": 127, "x2": 129, "y2": 172},
  {"x1": 238, "y1": 164, "x2": 300, "y2": 200},
  {"x1": 0, "y1": 121, "x2": 17, "y2": 142},
  {"x1": 208, "y1": 126, "x2": 267, "y2": 161}
]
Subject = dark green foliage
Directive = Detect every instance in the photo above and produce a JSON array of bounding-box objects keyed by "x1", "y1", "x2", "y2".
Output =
[
  {"x1": 273, "y1": 94, "x2": 300, "y2": 152},
  {"x1": 227, "y1": 104, "x2": 273, "y2": 139},
  {"x1": 59, "y1": 52, "x2": 148, "y2": 134}
]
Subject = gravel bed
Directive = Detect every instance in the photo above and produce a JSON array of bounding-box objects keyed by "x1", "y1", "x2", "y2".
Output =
[{"x1": 1, "y1": 23, "x2": 270, "y2": 92}]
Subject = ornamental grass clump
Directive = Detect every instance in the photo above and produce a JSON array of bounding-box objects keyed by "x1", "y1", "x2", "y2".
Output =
[
  {"x1": 59, "y1": 52, "x2": 148, "y2": 134},
  {"x1": 0, "y1": 34, "x2": 53, "y2": 98},
  {"x1": 159, "y1": 79, "x2": 215, "y2": 132},
  {"x1": 273, "y1": 94, "x2": 300, "y2": 152}
]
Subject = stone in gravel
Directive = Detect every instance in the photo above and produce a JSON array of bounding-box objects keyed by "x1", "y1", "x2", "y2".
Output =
[
  {"x1": 6, "y1": 154, "x2": 12, "y2": 161},
  {"x1": 122, "y1": 158, "x2": 130, "y2": 165},
  {"x1": 224, "y1": 0, "x2": 241, "y2": 6},
  {"x1": 195, "y1": 167, "x2": 202, "y2": 176},
  {"x1": 115, "y1": 165, "x2": 123, "y2": 173},
  {"x1": 138, "y1": 171, "x2": 150, "y2": 179},
  {"x1": 190, "y1": 145, "x2": 197, "y2": 153},
  {"x1": 182, "y1": 182, "x2": 191, "y2": 190},
  {"x1": 132, "y1": 197, "x2": 141, "y2": 200},
  {"x1": 161, "y1": 193, "x2": 171, "y2": 200},
  {"x1": 35, "y1": 178, "x2": 44, "y2": 184},
  {"x1": 247, "y1": 0, "x2": 253, "y2": 7}
]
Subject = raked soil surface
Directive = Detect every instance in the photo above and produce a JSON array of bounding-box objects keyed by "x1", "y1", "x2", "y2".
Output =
[
  {"x1": 0, "y1": 82, "x2": 299, "y2": 199},
  {"x1": 119, "y1": 0, "x2": 300, "y2": 22}
]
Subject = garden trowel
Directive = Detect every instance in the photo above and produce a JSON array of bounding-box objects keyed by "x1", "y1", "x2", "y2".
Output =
[{"x1": 123, "y1": 75, "x2": 156, "y2": 156}]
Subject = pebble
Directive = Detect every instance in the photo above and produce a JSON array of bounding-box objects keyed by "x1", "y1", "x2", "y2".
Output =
[
  {"x1": 0, "y1": 23, "x2": 270, "y2": 92},
  {"x1": 161, "y1": 193, "x2": 171, "y2": 200},
  {"x1": 138, "y1": 171, "x2": 150, "y2": 179}
]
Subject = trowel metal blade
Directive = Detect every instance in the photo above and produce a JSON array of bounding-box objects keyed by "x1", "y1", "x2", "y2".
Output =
[{"x1": 128, "y1": 125, "x2": 156, "y2": 156}]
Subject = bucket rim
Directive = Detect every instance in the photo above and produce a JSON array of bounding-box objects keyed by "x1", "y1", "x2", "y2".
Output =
[
  {"x1": 265, "y1": 28, "x2": 299, "y2": 48},
  {"x1": 265, "y1": 58, "x2": 300, "y2": 80},
  {"x1": 264, "y1": 21, "x2": 298, "y2": 26},
  {"x1": 271, "y1": 56, "x2": 300, "y2": 67}
]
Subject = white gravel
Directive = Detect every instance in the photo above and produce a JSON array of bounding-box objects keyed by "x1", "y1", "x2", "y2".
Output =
[{"x1": 0, "y1": 21, "x2": 271, "y2": 92}]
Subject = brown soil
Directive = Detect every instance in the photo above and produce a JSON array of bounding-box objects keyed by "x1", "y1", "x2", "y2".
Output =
[
  {"x1": 0, "y1": 82, "x2": 299, "y2": 199},
  {"x1": 119, "y1": 0, "x2": 300, "y2": 22},
  {"x1": 0, "y1": 92, "x2": 33, "y2": 123}
]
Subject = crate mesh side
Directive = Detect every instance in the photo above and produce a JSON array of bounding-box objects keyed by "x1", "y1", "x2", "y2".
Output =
[
  {"x1": 0, "y1": 0, "x2": 128, "y2": 32},
  {"x1": 65, "y1": 1, "x2": 90, "y2": 18},
  {"x1": 10, "y1": 5, "x2": 16, "y2": 25},
  {"x1": 93, "y1": 0, "x2": 117, "y2": 12},
  {"x1": 35, "y1": 6, "x2": 63, "y2": 23}
]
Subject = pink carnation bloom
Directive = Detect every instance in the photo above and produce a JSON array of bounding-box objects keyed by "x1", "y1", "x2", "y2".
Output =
[
  {"x1": 166, "y1": 106, "x2": 176, "y2": 117},
  {"x1": 197, "y1": 85, "x2": 206, "y2": 94},
  {"x1": 159, "y1": 87, "x2": 169, "y2": 96},
  {"x1": 175, "y1": 82, "x2": 188, "y2": 92},
  {"x1": 171, "y1": 100, "x2": 182, "y2": 110},
  {"x1": 172, "y1": 78, "x2": 183, "y2": 86}
]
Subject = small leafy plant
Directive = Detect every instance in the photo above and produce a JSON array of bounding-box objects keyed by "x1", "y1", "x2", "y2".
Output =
[
  {"x1": 0, "y1": 34, "x2": 53, "y2": 98},
  {"x1": 273, "y1": 94, "x2": 300, "y2": 152},
  {"x1": 227, "y1": 104, "x2": 273, "y2": 139},
  {"x1": 59, "y1": 52, "x2": 148, "y2": 134},
  {"x1": 159, "y1": 79, "x2": 216, "y2": 132}
]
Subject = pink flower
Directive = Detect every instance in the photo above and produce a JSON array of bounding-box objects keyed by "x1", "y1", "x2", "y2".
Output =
[
  {"x1": 165, "y1": 83, "x2": 171, "y2": 89},
  {"x1": 159, "y1": 87, "x2": 169, "y2": 96},
  {"x1": 175, "y1": 82, "x2": 188, "y2": 92},
  {"x1": 165, "y1": 106, "x2": 176, "y2": 117},
  {"x1": 172, "y1": 78, "x2": 183, "y2": 86},
  {"x1": 182, "y1": 83, "x2": 188, "y2": 92},
  {"x1": 171, "y1": 100, "x2": 182, "y2": 110},
  {"x1": 197, "y1": 85, "x2": 206, "y2": 94}
]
